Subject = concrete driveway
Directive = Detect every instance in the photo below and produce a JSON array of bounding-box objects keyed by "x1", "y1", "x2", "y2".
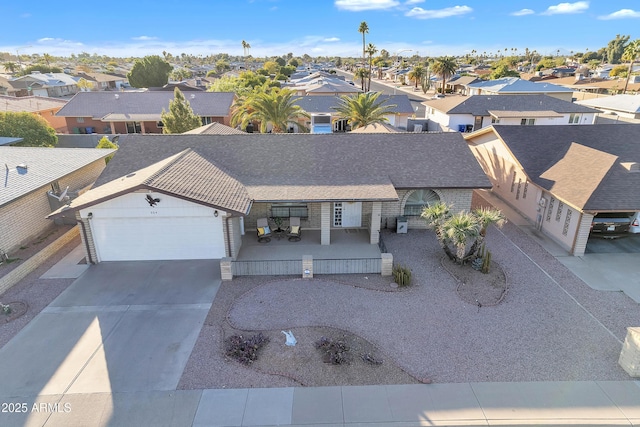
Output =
[{"x1": 0, "y1": 260, "x2": 221, "y2": 398}]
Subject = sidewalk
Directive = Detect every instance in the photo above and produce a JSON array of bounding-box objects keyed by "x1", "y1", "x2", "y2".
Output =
[{"x1": 11, "y1": 381, "x2": 640, "y2": 426}]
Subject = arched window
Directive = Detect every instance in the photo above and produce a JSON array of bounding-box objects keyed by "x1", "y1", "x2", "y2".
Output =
[{"x1": 403, "y1": 189, "x2": 440, "y2": 216}]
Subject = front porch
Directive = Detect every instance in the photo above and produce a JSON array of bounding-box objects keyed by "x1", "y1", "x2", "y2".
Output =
[{"x1": 231, "y1": 228, "x2": 386, "y2": 276}]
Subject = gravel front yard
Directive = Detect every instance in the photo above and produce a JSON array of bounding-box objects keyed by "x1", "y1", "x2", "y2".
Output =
[{"x1": 179, "y1": 223, "x2": 640, "y2": 389}]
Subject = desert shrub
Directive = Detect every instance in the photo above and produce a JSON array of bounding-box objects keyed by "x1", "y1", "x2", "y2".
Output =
[
  {"x1": 392, "y1": 264, "x2": 412, "y2": 287},
  {"x1": 315, "y1": 336, "x2": 351, "y2": 365},
  {"x1": 224, "y1": 333, "x2": 269, "y2": 365}
]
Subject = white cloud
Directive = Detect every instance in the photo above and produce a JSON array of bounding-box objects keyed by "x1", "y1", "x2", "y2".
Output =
[
  {"x1": 541, "y1": 1, "x2": 589, "y2": 15},
  {"x1": 406, "y1": 5, "x2": 472, "y2": 19},
  {"x1": 511, "y1": 8, "x2": 534, "y2": 16},
  {"x1": 323, "y1": 37, "x2": 340, "y2": 42},
  {"x1": 38, "y1": 37, "x2": 55, "y2": 42},
  {"x1": 334, "y1": 0, "x2": 400, "y2": 11},
  {"x1": 598, "y1": 9, "x2": 640, "y2": 20},
  {"x1": 405, "y1": 0, "x2": 424, "y2": 4},
  {"x1": 131, "y1": 36, "x2": 158, "y2": 41}
]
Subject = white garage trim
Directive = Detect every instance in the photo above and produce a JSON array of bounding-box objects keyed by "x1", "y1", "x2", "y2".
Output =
[{"x1": 81, "y1": 192, "x2": 226, "y2": 262}]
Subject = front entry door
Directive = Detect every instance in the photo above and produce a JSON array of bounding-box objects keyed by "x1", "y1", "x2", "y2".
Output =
[{"x1": 341, "y1": 202, "x2": 362, "y2": 227}]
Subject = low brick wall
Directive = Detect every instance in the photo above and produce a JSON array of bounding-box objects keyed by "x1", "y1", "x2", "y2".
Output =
[{"x1": 0, "y1": 226, "x2": 80, "y2": 295}]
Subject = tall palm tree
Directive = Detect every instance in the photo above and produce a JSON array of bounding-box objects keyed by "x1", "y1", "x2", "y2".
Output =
[
  {"x1": 431, "y1": 56, "x2": 457, "y2": 96},
  {"x1": 622, "y1": 39, "x2": 640, "y2": 94},
  {"x1": 354, "y1": 67, "x2": 368, "y2": 91},
  {"x1": 3, "y1": 61, "x2": 17, "y2": 74},
  {"x1": 365, "y1": 42, "x2": 377, "y2": 91},
  {"x1": 408, "y1": 65, "x2": 425, "y2": 89},
  {"x1": 333, "y1": 92, "x2": 396, "y2": 130},
  {"x1": 358, "y1": 21, "x2": 369, "y2": 65},
  {"x1": 233, "y1": 88, "x2": 309, "y2": 133},
  {"x1": 241, "y1": 40, "x2": 248, "y2": 56}
]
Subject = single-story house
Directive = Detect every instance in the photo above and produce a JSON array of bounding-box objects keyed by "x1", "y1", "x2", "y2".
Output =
[
  {"x1": 55, "y1": 91, "x2": 235, "y2": 134},
  {"x1": 466, "y1": 77, "x2": 574, "y2": 102},
  {"x1": 10, "y1": 73, "x2": 79, "y2": 98},
  {"x1": 50, "y1": 133, "x2": 491, "y2": 266},
  {"x1": 423, "y1": 94, "x2": 598, "y2": 132},
  {"x1": 1, "y1": 146, "x2": 114, "y2": 255},
  {"x1": 465, "y1": 124, "x2": 640, "y2": 256},
  {"x1": 445, "y1": 76, "x2": 480, "y2": 95},
  {"x1": 75, "y1": 72, "x2": 129, "y2": 91},
  {"x1": 0, "y1": 95, "x2": 69, "y2": 133},
  {"x1": 575, "y1": 95, "x2": 640, "y2": 121},
  {"x1": 294, "y1": 94, "x2": 415, "y2": 131}
]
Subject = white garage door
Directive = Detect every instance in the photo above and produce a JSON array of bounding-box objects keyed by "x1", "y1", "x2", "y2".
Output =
[{"x1": 91, "y1": 216, "x2": 225, "y2": 261}]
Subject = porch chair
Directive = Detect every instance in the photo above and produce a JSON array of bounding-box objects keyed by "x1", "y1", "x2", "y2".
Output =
[
  {"x1": 287, "y1": 217, "x2": 302, "y2": 242},
  {"x1": 257, "y1": 218, "x2": 272, "y2": 243}
]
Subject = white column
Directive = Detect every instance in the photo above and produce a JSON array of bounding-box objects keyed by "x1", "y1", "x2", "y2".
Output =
[
  {"x1": 321, "y1": 202, "x2": 331, "y2": 245},
  {"x1": 370, "y1": 201, "x2": 381, "y2": 244}
]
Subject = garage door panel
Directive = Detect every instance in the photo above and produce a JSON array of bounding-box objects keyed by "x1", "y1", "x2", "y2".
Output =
[{"x1": 92, "y1": 217, "x2": 224, "y2": 261}]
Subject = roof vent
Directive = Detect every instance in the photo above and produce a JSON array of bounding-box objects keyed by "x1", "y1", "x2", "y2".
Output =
[
  {"x1": 114, "y1": 94, "x2": 119, "y2": 99},
  {"x1": 17, "y1": 163, "x2": 27, "y2": 170},
  {"x1": 622, "y1": 162, "x2": 640, "y2": 173},
  {"x1": 190, "y1": 94, "x2": 195, "y2": 99}
]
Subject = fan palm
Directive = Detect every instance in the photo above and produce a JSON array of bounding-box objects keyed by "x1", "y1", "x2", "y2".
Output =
[
  {"x1": 333, "y1": 92, "x2": 396, "y2": 130},
  {"x1": 431, "y1": 56, "x2": 457, "y2": 96},
  {"x1": 233, "y1": 88, "x2": 309, "y2": 133},
  {"x1": 366, "y1": 43, "x2": 377, "y2": 91},
  {"x1": 408, "y1": 65, "x2": 425, "y2": 89},
  {"x1": 358, "y1": 21, "x2": 369, "y2": 64},
  {"x1": 622, "y1": 39, "x2": 640, "y2": 94}
]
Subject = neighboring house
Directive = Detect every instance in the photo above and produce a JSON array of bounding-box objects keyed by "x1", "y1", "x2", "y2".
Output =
[
  {"x1": 466, "y1": 77, "x2": 574, "y2": 102},
  {"x1": 0, "y1": 76, "x2": 19, "y2": 96},
  {"x1": 55, "y1": 91, "x2": 235, "y2": 134},
  {"x1": 0, "y1": 146, "x2": 114, "y2": 255},
  {"x1": 465, "y1": 124, "x2": 640, "y2": 256},
  {"x1": 0, "y1": 95, "x2": 69, "y2": 133},
  {"x1": 75, "y1": 72, "x2": 128, "y2": 91},
  {"x1": 10, "y1": 72, "x2": 79, "y2": 98},
  {"x1": 50, "y1": 133, "x2": 490, "y2": 266},
  {"x1": 575, "y1": 95, "x2": 640, "y2": 120},
  {"x1": 551, "y1": 76, "x2": 640, "y2": 95},
  {"x1": 445, "y1": 76, "x2": 480, "y2": 95},
  {"x1": 294, "y1": 94, "x2": 415, "y2": 131},
  {"x1": 423, "y1": 94, "x2": 598, "y2": 132},
  {"x1": 290, "y1": 77, "x2": 361, "y2": 96}
]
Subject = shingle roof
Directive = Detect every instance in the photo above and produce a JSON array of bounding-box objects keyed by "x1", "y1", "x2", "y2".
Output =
[
  {"x1": 66, "y1": 133, "x2": 489, "y2": 213},
  {"x1": 55, "y1": 91, "x2": 235, "y2": 119},
  {"x1": 294, "y1": 95, "x2": 414, "y2": 114},
  {"x1": 0, "y1": 147, "x2": 115, "y2": 207},
  {"x1": 490, "y1": 125, "x2": 640, "y2": 211},
  {"x1": 183, "y1": 122, "x2": 246, "y2": 135},
  {"x1": 11, "y1": 73, "x2": 78, "y2": 87},
  {"x1": 0, "y1": 95, "x2": 67, "y2": 113},
  {"x1": 467, "y1": 77, "x2": 572, "y2": 94},
  {"x1": 436, "y1": 94, "x2": 598, "y2": 116}
]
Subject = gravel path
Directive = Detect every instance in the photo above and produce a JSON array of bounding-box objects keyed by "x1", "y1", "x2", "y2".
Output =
[
  {"x1": 181, "y1": 224, "x2": 639, "y2": 387},
  {"x1": 0, "y1": 237, "x2": 79, "y2": 349}
]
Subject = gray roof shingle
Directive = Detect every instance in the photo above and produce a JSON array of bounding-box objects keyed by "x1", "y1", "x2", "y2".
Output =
[
  {"x1": 0, "y1": 147, "x2": 115, "y2": 207},
  {"x1": 491, "y1": 125, "x2": 640, "y2": 211},
  {"x1": 67, "y1": 133, "x2": 490, "y2": 213},
  {"x1": 55, "y1": 91, "x2": 235, "y2": 119},
  {"x1": 432, "y1": 95, "x2": 599, "y2": 116}
]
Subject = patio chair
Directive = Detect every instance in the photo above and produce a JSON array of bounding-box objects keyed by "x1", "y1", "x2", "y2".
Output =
[
  {"x1": 287, "y1": 217, "x2": 302, "y2": 242},
  {"x1": 257, "y1": 218, "x2": 272, "y2": 243}
]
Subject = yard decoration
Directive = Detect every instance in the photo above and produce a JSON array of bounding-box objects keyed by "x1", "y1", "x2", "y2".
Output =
[{"x1": 421, "y1": 202, "x2": 505, "y2": 265}]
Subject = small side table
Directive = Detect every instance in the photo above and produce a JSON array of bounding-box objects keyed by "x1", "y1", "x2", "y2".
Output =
[{"x1": 272, "y1": 228, "x2": 286, "y2": 240}]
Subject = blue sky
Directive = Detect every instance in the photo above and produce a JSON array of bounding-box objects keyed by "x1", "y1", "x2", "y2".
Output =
[{"x1": 2, "y1": 1, "x2": 639, "y2": 58}]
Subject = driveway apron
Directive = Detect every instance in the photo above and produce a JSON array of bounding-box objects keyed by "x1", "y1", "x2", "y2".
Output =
[{"x1": 0, "y1": 260, "x2": 221, "y2": 398}]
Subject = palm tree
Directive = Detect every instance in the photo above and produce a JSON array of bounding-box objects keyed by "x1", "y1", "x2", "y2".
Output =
[
  {"x1": 333, "y1": 92, "x2": 396, "y2": 130},
  {"x1": 358, "y1": 21, "x2": 369, "y2": 65},
  {"x1": 431, "y1": 56, "x2": 457, "y2": 96},
  {"x1": 365, "y1": 42, "x2": 377, "y2": 91},
  {"x1": 3, "y1": 61, "x2": 17, "y2": 74},
  {"x1": 232, "y1": 88, "x2": 309, "y2": 133},
  {"x1": 42, "y1": 53, "x2": 53, "y2": 68},
  {"x1": 241, "y1": 40, "x2": 248, "y2": 56},
  {"x1": 408, "y1": 65, "x2": 425, "y2": 89},
  {"x1": 354, "y1": 68, "x2": 368, "y2": 91},
  {"x1": 622, "y1": 39, "x2": 640, "y2": 94}
]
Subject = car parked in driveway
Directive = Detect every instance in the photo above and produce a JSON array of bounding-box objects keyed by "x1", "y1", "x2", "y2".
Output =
[
  {"x1": 590, "y1": 212, "x2": 633, "y2": 236},
  {"x1": 630, "y1": 212, "x2": 640, "y2": 234}
]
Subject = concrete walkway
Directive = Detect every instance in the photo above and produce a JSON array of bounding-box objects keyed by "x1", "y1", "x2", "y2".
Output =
[{"x1": 3, "y1": 381, "x2": 640, "y2": 426}]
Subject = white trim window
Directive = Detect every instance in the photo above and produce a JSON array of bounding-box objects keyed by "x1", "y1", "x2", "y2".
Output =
[{"x1": 404, "y1": 189, "x2": 440, "y2": 216}]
